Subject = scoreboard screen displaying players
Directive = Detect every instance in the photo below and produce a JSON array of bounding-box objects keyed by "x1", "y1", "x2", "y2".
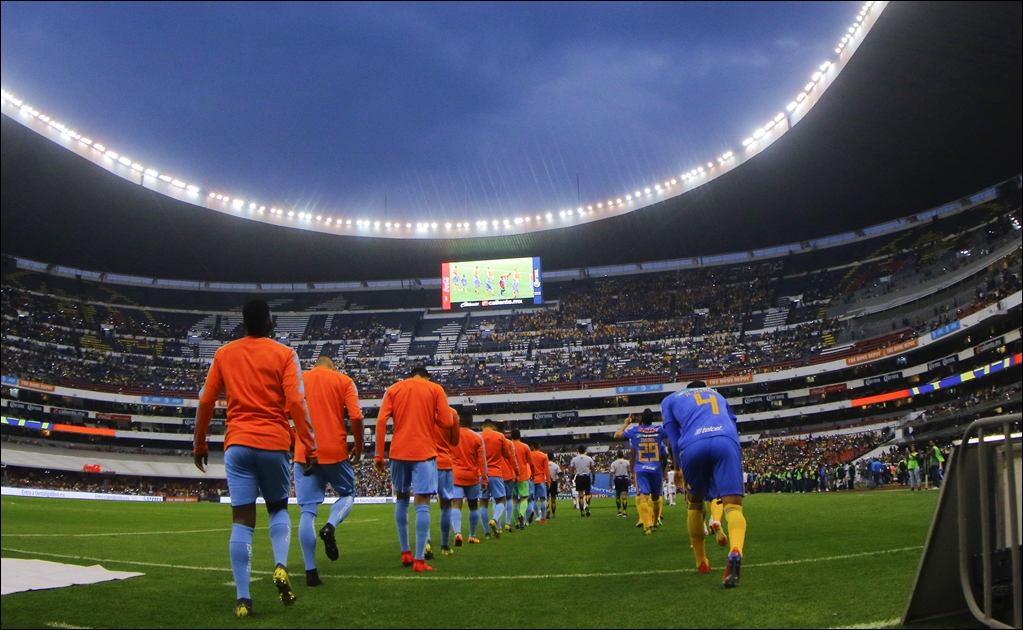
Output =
[{"x1": 441, "y1": 256, "x2": 543, "y2": 310}]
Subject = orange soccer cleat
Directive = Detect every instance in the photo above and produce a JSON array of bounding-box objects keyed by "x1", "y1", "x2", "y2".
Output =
[
  {"x1": 697, "y1": 562, "x2": 712, "y2": 575},
  {"x1": 401, "y1": 551, "x2": 414, "y2": 567},
  {"x1": 413, "y1": 559, "x2": 435, "y2": 573}
]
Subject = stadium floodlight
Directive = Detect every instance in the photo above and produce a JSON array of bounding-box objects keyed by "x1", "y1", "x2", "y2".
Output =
[
  {"x1": 820, "y1": 61, "x2": 832, "y2": 71},
  {"x1": 616, "y1": 198, "x2": 623, "y2": 204},
  {"x1": 492, "y1": 220, "x2": 499, "y2": 226},
  {"x1": 671, "y1": 178, "x2": 676, "y2": 184},
  {"x1": 633, "y1": 192, "x2": 640, "y2": 198},
  {"x1": 289, "y1": 211, "x2": 296, "y2": 217},
  {"x1": 812, "y1": 71, "x2": 823, "y2": 82},
  {"x1": 753, "y1": 128, "x2": 766, "y2": 139},
  {"x1": 559, "y1": 210, "x2": 566, "y2": 217},
  {"x1": 259, "y1": 206, "x2": 265, "y2": 211},
  {"x1": 345, "y1": 219, "x2": 351, "y2": 225},
  {"x1": 130, "y1": 163, "x2": 144, "y2": 172},
  {"x1": 545, "y1": 212, "x2": 553, "y2": 219},
  {"x1": 316, "y1": 215, "x2": 322, "y2": 221},
  {"x1": 186, "y1": 185, "x2": 199, "y2": 193},
  {"x1": 374, "y1": 221, "x2": 380, "y2": 227},
  {"x1": 696, "y1": 167, "x2": 704, "y2": 173},
  {"x1": 117, "y1": 156, "x2": 132, "y2": 166},
  {"x1": 93, "y1": 143, "x2": 106, "y2": 152},
  {"x1": 848, "y1": 26, "x2": 856, "y2": 33},
  {"x1": 431, "y1": 222, "x2": 438, "y2": 229},
  {"x1": 79, "y1": 137, "x2": 93, "y2": 145},
  {"x1": 796, "y1": 92, "x2": 807, "y2": 102},
  {"x1": 743, "y1": 137, "x2": 755, "y2": 146},
  {"x1": 524, "y1": 217, "x2": 530, "y2": 222},
  {"x1": 250, "y1": 203, "x2": 257, "y2": 209},
  {"x1": 385, "y1": 222, "x2": 391, "y2": 228},
  {"x1": 587, "y1": 205, "x2": 593, "y2": 210},
  {"x1": 764, "y1": 121, "x2": 775, "y2": 131},
  {"x1": 804, "y1": 82, "x2": 815, "y2": 91},
  {"x1": 625, "y1": 195, "x2": 632, "y2": 201},
  {"x1": 158, "y1": 175, "x2": 172, "y2": 182},
  {"x1": 707, "y1": 162, "x2": 713, "y2": 168},
  {"x1": 536, "y1": 215, "x2": 542, "y2": 220},
  {"x1": 171, "y1": 180, "x2": 185, "y2": 188},
  {"x1": 104, "y1": 150, "x2": 118, "y2": 159}
]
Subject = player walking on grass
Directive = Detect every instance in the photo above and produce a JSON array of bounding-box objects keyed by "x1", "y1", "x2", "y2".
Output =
[
  {"x1": 479, "y1": 419, "x2": 513, "y2": 538},
  {"x1": 193, "y1": 300, "x2": 318, "y2": 618},
  {"x1": 616, "y1": 409, "x2": 669, "y2": 535},
  {"x1": 662, "y1": 381, "x2": 747, "y2": 588},
  {"x1": 429, "y1": 408, "x2": 461, "y2": 557},
  {"x1": 510, "y1": 430, "x2": 533, "y2": 528},
  {"x1": 294, "y1": 356, "x2": 363, "y2": 587},
  {"x1": 529, "y1": 444, "x2": 551, "y2": 523},
  {"x1": 609, "y1": 450, "x2": 631, "y2": 518},
  {"x1": 451, "y1": 410, "x2": 488, "y2": 544},
  {"x1": 374, "y1": 365, "x2": 457, "y2": 573},
  {"x1": 569, "y1": 446, "x2": 595, "y2": 517},
  {"x1": 547, "y1": 458, "x2": 562, "y2": 518},
  {"x1": 500, "y1": 426, "x2": 520, "y2": 533}
]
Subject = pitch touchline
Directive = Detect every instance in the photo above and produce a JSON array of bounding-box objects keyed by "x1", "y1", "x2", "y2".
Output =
[
  {"x1": 0, "y1": 545, "x2": 922, "y2": 581},
  {"x1": 0, "y1": 519, "x2": 379, "y2": 538}
]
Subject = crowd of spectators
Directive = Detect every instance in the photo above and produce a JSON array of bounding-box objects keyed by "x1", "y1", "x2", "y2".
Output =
[{"x1": 740, "y1": 430, "x2": 889, "y2": 493}]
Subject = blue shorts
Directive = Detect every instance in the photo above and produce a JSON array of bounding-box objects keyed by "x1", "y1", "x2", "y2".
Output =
[
  {"x1": 680, "y1": 436, "x2": 744, "y2": 498},
  {"x1": 484, "y1": 477, "x2": 506, "y2": 500},
  {"x1": 294, "y1": 460, "x2": 355, "y2": 506},
  {"x1": 504, "y1": 478, "x2": 517, "y2": 498},
  {"x1": 527, "y1": 480, "x2": 536, "y2": 500},
  {"x1": 453, "y1": 482, "x2": 481, "y2": 501},
  {"x1": 533, "y1": 481, "x2": 547, "y2": 499},
  {"x1": 224, "y1": 445, "x2": 291, "y2": 507},
  {"x1": 390, "y1": 458, "x2": 438, "y2": 496},
  {"x1": 635, "y1": 470, "x2": 663, "y2": 498},
  {"x1": 437, "y1": 469, "x2": 456, "y2": 501}
]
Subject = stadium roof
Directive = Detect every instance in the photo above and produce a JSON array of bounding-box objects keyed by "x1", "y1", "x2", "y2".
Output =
[{"x1": 1, "y1": 1, "x2": 1020, "y2": 284}]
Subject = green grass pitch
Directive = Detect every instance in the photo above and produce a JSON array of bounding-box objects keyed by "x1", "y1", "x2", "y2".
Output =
[{"x1": 0, "y1": 491, "x2": 963, "y2": 628}]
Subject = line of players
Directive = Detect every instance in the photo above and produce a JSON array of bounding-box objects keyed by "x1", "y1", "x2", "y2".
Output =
[
  {"x1": 194, "y1": 301, "x2": 748, "y2": 617},
  {"x1": 451, "y1": 265, "x2": 524, "y2": 297}
]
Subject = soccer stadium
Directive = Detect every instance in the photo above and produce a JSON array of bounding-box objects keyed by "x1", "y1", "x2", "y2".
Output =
[{"x1": 1, "y1": 2, "x2": 1021, "y2": 628}]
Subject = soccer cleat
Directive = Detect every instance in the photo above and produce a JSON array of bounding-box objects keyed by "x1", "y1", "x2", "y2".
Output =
[
  {"x1": 424, "y1": 542, "x2": 434, "y2": 560},
  {"x1": 539, "y1": 518, "x2": 547, "y2": 524},
  {"x1": 644, "y1": 527, "x2": 654, "y2": 536},
  {"x1": 235, "y1": 598, "x2": 253, "y2": 618},
  {"x1": 636, "y1": 520, "x2": 644, "y2": 528},
  {"x1": 489, "y1": 519, "x2": 500, "y2": 538},
  {"x1": 518, "y1": 514, "x2": 526, "y2": 528},
  {"x1": 401, "y1": 551, "x2": 414, "y2": 567},
  {"x1": 319, "y1": 523, "x2": 339, "y2": 562},
  {"x1": 468, "y1": 536, "x2": 481, "y2": 544},
  {"x1": 454, "y1": 533, "x2": 463, "y2": 547},
  {"x1": 546, "y1": 508, "x2": 552, "y2": 519},
  {"x1": 585, "y1": 508, "x2": 591, "y2": 517},
  {"x1": 710, "y1": 521, "x2": 728, "y2": 548},
  {"x1": 272, "y1": 564, "x2": 296, "y2": 606},
  {"x1": 485, "y1": 533, "x2": 492, "y2": 540},
  {"x1": 305, "y1": 568, "x2": 322, "y2": 587},
  {"x1": 412, "y1": 559, "x2": 434, "y2": 573},
  {"x1": 723, "y1": 548, "x2": 742, "y2": 589},
  {"x1": 441, "y1": 545, "x2": 454, "y2": 556},
  {"x1": 657, "y1": 516, "x2": 663, "y2": 526},
  {"x1": 528, "y1": 511, "x2": 535, "y2": 524},
  {"x1": 697, "y1": 562, "x2": 712, "y2": 575},
  {"x1": 504, "y1": 525, "x2": 514, "y2": 533}
]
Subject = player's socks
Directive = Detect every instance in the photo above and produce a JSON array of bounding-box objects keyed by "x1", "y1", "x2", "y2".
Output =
[
  {"x1": 493, "y1": 502, "x2": 506, "y2": 529},
  {"x1": 480, "y1": 506, "x2": 490, "y2": 535},
  {"x1": 229, "y1": 524, "x2": 254, "y2": 601},
  {"x1": 687, "y1": 506, "x2": 709, "y2": 568},
  {"x1": 395, "y1": 498, "x2": 411, "y2": 552},
  {"x1": 298, "y1": 508, "x2": 318, "y2": 570},
  {"x1": 616, "y1": 497, "x2": 622, "y2": 512},
  {"x1": 539, "y1": 499, "x2": 546, "y2": 520},
  {"x1": 328, "y1": 495, "x2": 354, "y2": 528},
  {"x1": 268, "y1": 509, "x2": 292, "y2": 568},
  {"x1": 723, "y1": 505, "x2": 746, "y2": 557},
  {"x1": 451, "y1": 508, "x2": 463, "y2": 538},
  {"x1": 414, "y1": 504, "x2": 431, "y2": 560},
  {"x1": 469, "y1": 509, "x2": 479, "y2": 538},
  {"x1": 710, "y1": 499, "x2": 724, "y2": 524},
  {"x1": 440, "y1": 506, "x2": 452, "y2": 549},
  {"x1": 654, "y1": 497, "x2": 664, "y2": 525}
]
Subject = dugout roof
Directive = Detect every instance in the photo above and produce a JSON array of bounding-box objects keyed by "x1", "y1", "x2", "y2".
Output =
[{"x1": 1, "y1": 1, "x2": 1021, "y2": 284}]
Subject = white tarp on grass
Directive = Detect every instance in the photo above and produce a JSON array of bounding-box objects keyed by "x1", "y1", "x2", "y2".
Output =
[{"x1": 1, "y1": 558, "x2": 143, "y2": 595}]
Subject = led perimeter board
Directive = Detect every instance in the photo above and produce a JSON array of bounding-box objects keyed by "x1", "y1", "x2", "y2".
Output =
[{"x1": 442, "y1": 257, "x2": 542, "y2": 310}]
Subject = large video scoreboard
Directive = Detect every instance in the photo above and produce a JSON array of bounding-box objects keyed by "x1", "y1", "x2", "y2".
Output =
[{"x1": 441, "y1": 256, "x2": 543, "y2": 310}]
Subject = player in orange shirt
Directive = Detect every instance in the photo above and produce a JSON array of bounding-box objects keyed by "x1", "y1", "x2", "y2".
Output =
[
  {"x1": 432, "y1": 407, "x2": 461, "y2": 557},
  {"x1": 529, "y1": 445, "x2": 552, "y2": 524},
  {"x1": 374, "y1": 365, "x2": 457, "y2": 572},
  {"x1": 294, "y1": 356, "x2": 363, "y2": 587},
  {"x1": 450, "y1": 409, "x2": 488, "y2": 544},
  {"x1": 500, "y1": 423, "x2": 520, "y2": 533},
  {"x1": 510, "y1": 429, "x2": 533, "y2": 529},
  {"x1": 479, "y1": 418, "x2": 513, "y2": 538},
  {"x1": 193, "y1": 300, "x2": 317, "y2": 617}
]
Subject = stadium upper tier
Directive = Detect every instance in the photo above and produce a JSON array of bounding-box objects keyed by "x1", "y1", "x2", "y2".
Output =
[{"x1": 2, "y1": 188, "x2": 1020, "y2": 399}]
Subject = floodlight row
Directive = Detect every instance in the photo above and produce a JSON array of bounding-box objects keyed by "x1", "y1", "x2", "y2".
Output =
[{"x1": 0, "y1": 3, "x2": 877, "y2": 236}]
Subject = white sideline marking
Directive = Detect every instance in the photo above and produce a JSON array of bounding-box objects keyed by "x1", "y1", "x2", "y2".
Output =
[
  {"x1": 2, "y1": 545, "x2": 922, "y2": 581},
  {"x1": 830, "y1": 617, "x2": 901, "y2": 629},
  {"x1": 45, "y1": 623, "x2": 92, "y2": 630},
  {"x1": 0, "y1": 519, "x2": 378, "y2": 538}
]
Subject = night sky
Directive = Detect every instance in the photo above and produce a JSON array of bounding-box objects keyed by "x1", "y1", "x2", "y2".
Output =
[{"x1": 1, "y1": 2, "x2": 858, "y2": 223}]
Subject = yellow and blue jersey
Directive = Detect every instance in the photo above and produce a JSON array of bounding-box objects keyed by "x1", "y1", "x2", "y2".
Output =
[
  {"x1": 622, "y1": 424, "x2": 668, "y2": 474},
  {"x1": 661, "y1": 388, "x2": 738, "y2": 459}
]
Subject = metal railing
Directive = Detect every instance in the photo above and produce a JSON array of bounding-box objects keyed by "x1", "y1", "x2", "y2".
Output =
[{"x1": 956, "y1": 413, "x2": 1022, "y2": 629}]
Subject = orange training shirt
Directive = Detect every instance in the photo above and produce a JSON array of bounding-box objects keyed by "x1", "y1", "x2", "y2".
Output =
[
  {"x1": 375, "y1": 376, "x2": 456, "y2": 461},
  {"x1": 531, "y1": 449, "x2": 551, "y2": 484},
  {"x1": 194, "y1": 336, "x2": 316, "y2": 457},
  {"x1": 480, "y1": 428, "x2": 512, "y2": 479},
  {"x1": 433, "y1": 408, "x2": 460, "y2": 470},
  {"x1": 452, "y1": 427, "x2": 487, "y2": 486},
  {"x1": 501, "y1": 438, "x2": 517, "y2": 481},
  {"x1": 513, "y1": 440, "x2": 532, "y2": 483},
  {"x1": 296, "y1": 366, "x2": 363, "y2": 465}
]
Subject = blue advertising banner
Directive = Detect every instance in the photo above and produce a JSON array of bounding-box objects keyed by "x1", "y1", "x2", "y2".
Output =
[
  {"x1": 929, "y1": 320, "x2": 960, "y2": 340},
  {"x1": 615, "y1": 384, "x2": 664, "y2": 395}
]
